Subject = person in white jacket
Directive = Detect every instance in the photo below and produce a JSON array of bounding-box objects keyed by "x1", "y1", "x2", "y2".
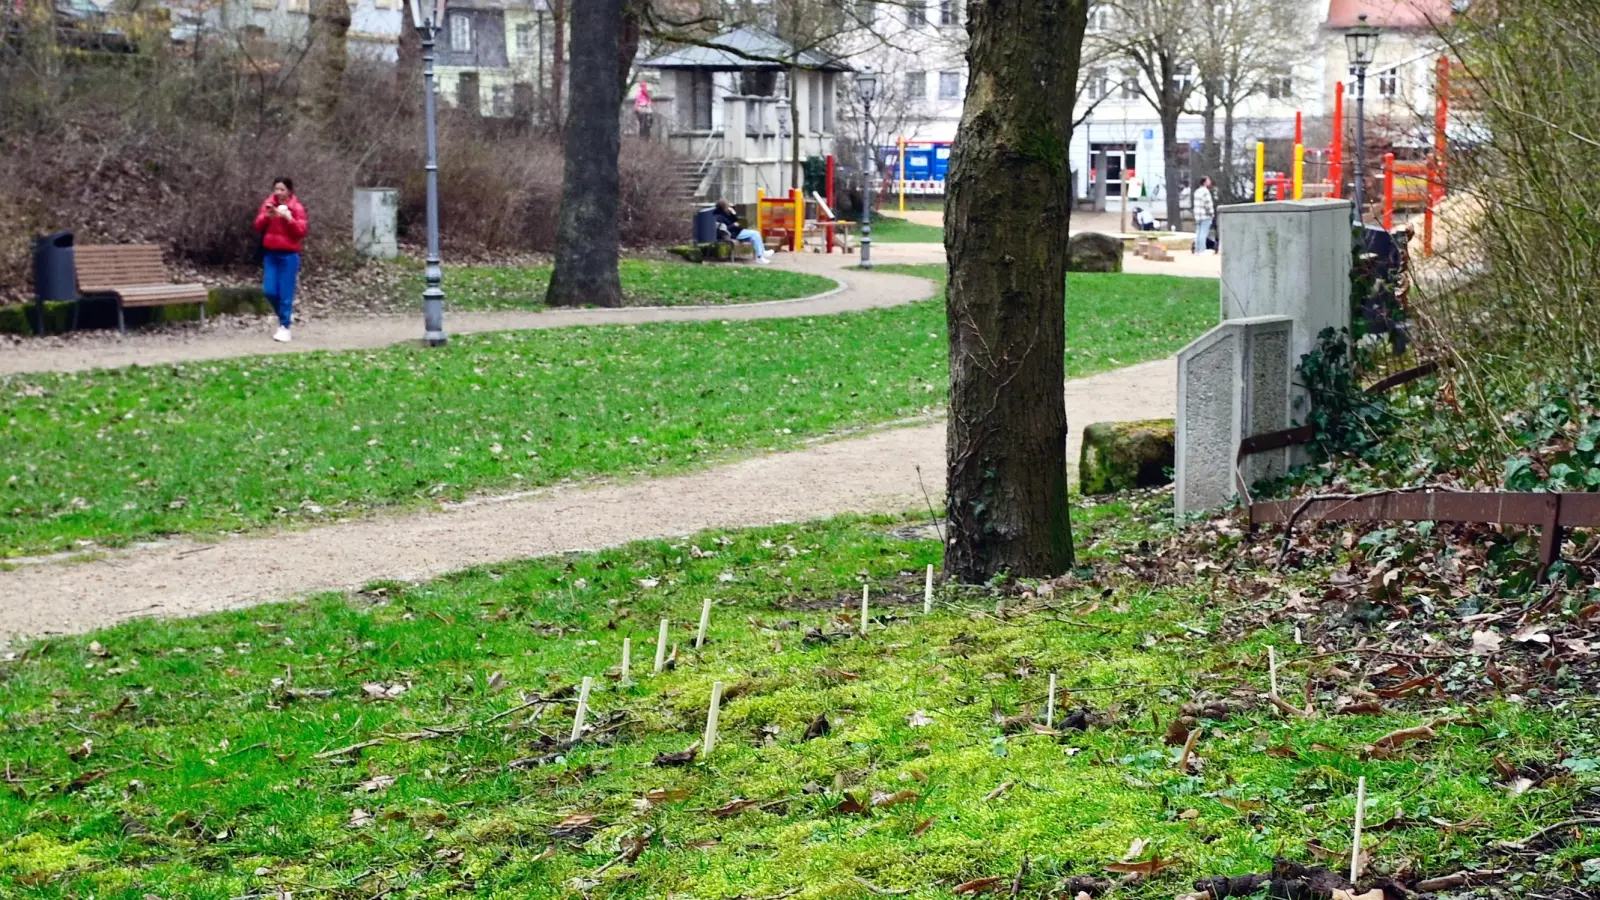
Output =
[{"x1": 1192, "y1": 176, "x2": 1216, "y2": 255}]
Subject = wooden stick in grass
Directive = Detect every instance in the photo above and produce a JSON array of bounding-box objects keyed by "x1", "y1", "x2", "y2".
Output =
[
  {"x1": 1045, "y1": 673, "x2": 1057, "y2": 728},
  {"x1": 696, "y1": 598, "x2": 712, "y2": 649},
  {"x1": 702, "y1": 680, "x2": 725, "y2": 757},
  {"x1": 860, "y1": 584, "x2": 870, "y2": 634},
  {"x1": 1350, "y1": 776, "x2": 1367, "y2": 885},
  {"x1": 621, "y1": 638, "x2": 632, "y2": 684},
  {"x1": 570, "y1": 676, "x2": 594, "y2": 743},
  {"x1": 653, "y1": 618, "x2": 669, "y2": 674},
  {"x1": 924, "y1": 565, "x2": 934, "y2": 614},
  {"x1": 1268, "y1": 645, "x2": 1279, "y2": 697}
]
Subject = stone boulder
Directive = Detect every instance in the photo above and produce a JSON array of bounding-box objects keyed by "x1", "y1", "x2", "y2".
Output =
[
  {"x1": 1079, "y1": 419, "x2": 1176, "y2": 495},
  {"x1": 1067, "y1": 232, "x2": 1123, "y2": 273}
]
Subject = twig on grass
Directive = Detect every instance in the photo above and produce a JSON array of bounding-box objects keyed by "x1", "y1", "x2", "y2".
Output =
[
  {"x1": 1495, "y1": 817, "x2": 1600, "y2": 851},
  {"x1": 849, "y1": 876, "x2": 912, "y2": 896}
]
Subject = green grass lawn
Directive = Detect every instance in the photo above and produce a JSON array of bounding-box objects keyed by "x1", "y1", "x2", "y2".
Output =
[
  {"x1": 856, "y1": 215, "x2": 945, "y2": 243},
  {"x1": 0, "y1": 270, "x2": 1215, "y2": 557},
  {"x1": 0, "y1": 508, "x2": 1590, "y2": 898},
  {"x1": 408, "y1": 260, "x2": 838, "y2": 311}
]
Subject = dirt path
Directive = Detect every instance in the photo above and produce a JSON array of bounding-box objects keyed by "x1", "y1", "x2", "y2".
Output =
[
  {"x1": 0, "y1": 254, "x2": 929, "y2": 376},
  {"x1": 0, "y1": 358, "x2": 1174, "y2": 642}
]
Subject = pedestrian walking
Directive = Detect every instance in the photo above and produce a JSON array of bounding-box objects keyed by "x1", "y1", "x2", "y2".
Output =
[{"x1": 254, "y1": 178, "x2": 308, "y2": 342}]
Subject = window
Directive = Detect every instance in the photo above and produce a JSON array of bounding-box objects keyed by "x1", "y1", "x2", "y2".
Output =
[
  {"x1": 677, "y1": 70, "x2": 714, "y2": 130},
  {"x1": 938, "y1": 71, "x2": 961, "y2": 100},
  {"x1": 1172, "y1": 64, "x2": 1194, "y2": 92},
  {"x1": 449, "y1": 13, "x2": 471, "y2": 52},
  {"x1": 515, "y1": 22, "x2": 532, "y2": 53},
  {"x1": 939, "y1": 0, "x2": 956, "y2": 25},
  {"x1": 808, "y1": 71, "x2": 822, "y2": 132},
  {"x1": 1346, "y1": 67, "x2": 1358, "y2": 94},
  {"x1": 1378, "y1": 70, "x2": 1398, "y2": 98},
  {"x1": 1085, "y1": 66, "x2": 1108, "y2": 101},
  {"x1": 1088, "y1": 4, "x2": 1111, "y2": 31},
  {"x1": 492, "y1": 84, "x2": 510, "y2": 117},
  {"x1": 1119, "y1": 68, "x2": 1139, "y2": 100},
  {"x1": 907, "y1": 0, "x2": 925, "y2": 26},
  {"x1": 1265, "y1": 67, "x2": 1292, "y2": 100},
  {"x1": 822, "y1": 71, "x2": 836, "y2": 131},
  {"x1": 905, "y1": 70, "x2": 926, "y2": 100}
]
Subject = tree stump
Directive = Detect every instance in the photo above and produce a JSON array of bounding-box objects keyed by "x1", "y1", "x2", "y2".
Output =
[
  {"x1": 1078, "y1": 419, "x2": 1176, "y2": 495},
  {"x1": 1068, "y1": 232, "x2": 1124, "y2": 273}
]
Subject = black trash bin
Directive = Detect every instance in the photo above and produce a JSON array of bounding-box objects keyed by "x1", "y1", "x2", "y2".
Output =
[
  {"x1": 693, "y1": 206, "x2": 718, "y2": 245},
  {"x1": 31, "y1": 231, "x2": 76, "y2": 336}
]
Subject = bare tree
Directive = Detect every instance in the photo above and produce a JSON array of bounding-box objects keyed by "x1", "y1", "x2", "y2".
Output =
[
  {"x1": 945, "y1": 0, "x2": 1088, "y2": 581},
  {"x1": 1190, "y1": 0, "x2": 1309, "y2": 200},
  {"x1": 1100, "y1": 0, "x2": 1198, "y2": 226},
  {"x1": 305, "y1": 0, "x2": 351, "y2": 124}
]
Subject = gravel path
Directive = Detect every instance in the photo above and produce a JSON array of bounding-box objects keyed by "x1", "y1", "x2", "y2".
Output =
[
  {"x1": 0, "y1": 357, "x2": 1174, "y2": 642},
  {"x1": 0, "y1": 254, "x2": 928, "y2": 376}
]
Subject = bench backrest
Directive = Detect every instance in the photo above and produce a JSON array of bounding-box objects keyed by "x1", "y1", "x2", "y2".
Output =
[{"x1": 76, "y1": 244, "x2": 173, "y2": 291}]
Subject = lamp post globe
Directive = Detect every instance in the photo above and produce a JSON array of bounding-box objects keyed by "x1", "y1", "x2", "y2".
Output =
[
  {"x1": 1345, "y1": 14, "x2": 1380, "y2": 226},
  {"x1": 855, "y1": 67, "x2": 878, "y2": 269},
  {"x1": 409, "y1": 0, "x2": 449, "y2": 346}
]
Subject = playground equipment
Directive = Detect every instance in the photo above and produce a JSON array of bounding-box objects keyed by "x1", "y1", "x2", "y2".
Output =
[
  {"x1": 1254, "y1": 57, "x2": 1452, "y2": 256},
  {"x1": 755, "y1": 187, "x2": 805, "y2": 253},
  {"x1": 884, "y1": 139, "x2": 952, "y2": 202}
]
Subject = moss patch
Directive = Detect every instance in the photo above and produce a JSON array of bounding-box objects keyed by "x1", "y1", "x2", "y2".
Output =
[{"x1": 1079, "y1": 418, "x2": 1175, "y2": 494}]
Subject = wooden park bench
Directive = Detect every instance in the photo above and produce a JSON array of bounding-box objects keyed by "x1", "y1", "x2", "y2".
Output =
[{"x1": 75, "y1": 244, "x2": 208, "y2": 333}]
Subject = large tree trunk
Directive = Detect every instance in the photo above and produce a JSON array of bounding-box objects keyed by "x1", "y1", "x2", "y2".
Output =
[
  {"x1": 545, "y1": 0, "x2": 624, "y2": 308},
  {"x1": 1222, "y1": 104, "x2": 1238, "y2": 202},
  {"x1": 1200, "y1": 83, "x2": 1219, "y2": 184},
  {"x1": 550, "y1": 0, "x2": 567, "y2": 131},
  {"x1": 305, "y1": 0, "x2": 350, "y2": 124},
  {"x1": 944, "y1": 0, "x2": 1087, "y2": 582}
]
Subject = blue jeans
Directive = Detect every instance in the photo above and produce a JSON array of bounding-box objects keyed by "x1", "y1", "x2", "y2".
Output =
[
  {"x1": 263, "y1": 250, "x2": 301, "y2": 327},
  {"x1": 736, "y1": 228, "x2": 767, "y2": 257},
  {"x1": 1194, "y1": 218, "x2": 1213, "y2": 253}
]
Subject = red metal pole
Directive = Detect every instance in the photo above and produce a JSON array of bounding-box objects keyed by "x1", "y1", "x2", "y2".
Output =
[
  {"x1": 1434, "y1": 56, "x2": 1449, "y2": 199},
  {"x1": 1331, "y1": 84, "x2": 1344, "y2": 200},
  {"x1": 1382, "y1": 152, "x2": 1396, "y2": 231},
  {"x1": 1294, "y1": 110, "x2": 1303, "y2": 147},
  {"x1": 825, "y1": 154, "x2": 836, "y2": 252}
]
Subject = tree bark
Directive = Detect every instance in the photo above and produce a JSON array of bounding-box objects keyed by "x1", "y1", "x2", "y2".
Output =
[
  {"x1": 1159, "y1": 98, "x2": 1182, "y2": 228},
  {"x1": 545, "y1": 0, "x2": 624, "y2": 308},
  {"x1": 944, "y1": 0, "x2": 1087, "y2": 582},
  {"x1": 1222, "y1": 105, "x2": 1238, "y2": 202}
]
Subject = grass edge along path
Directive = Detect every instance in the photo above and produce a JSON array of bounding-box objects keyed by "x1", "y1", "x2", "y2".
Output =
[
  {"x1": 0, "y1": 268, "x2": 1215, "y2": 557},
  {"x1": 0, "y1": 508, "x2": 1592, "y2": 898},
  {"x1": 405, "y1": 259, "x2": 839, "y2": 311}
]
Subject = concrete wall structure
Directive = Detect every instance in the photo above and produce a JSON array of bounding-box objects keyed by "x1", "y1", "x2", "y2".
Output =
[{"x1": 353, "y1": 188, "x2": 399, "y2": 259}]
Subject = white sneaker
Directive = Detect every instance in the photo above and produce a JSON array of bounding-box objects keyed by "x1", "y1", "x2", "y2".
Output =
[
  {"x1": 754, "y1": 256, "x2": 771, "y2": 265},
  {"x1": 763, "y1": 250, "x2": 775, "y2": 260},
  {"x1": 273, "y1": 326, "x2": 291, "y2": 342}
]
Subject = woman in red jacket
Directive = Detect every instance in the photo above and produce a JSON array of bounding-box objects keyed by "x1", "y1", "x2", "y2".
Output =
[{"x1": 253, "y1": 177, "x2": 309, "y2": 343}]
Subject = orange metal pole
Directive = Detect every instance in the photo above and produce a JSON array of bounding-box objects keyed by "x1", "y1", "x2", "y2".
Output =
[
  {"x1": 1434, "y1": 56, "x2": 1449, "y2": 200},
  {"x1": 1382, "y1": 153, "x2": 1396, "y2": 231},
  {"x1": 790, "y1": 188, "x2": 803, "y2": 252},
  {"x1": 1330, "y1": 84, "x2": 1344, "y2": 200}
]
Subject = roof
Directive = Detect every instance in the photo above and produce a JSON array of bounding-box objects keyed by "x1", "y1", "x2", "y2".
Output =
[
  {"x1": 1325, "y1": 0, "x2": 1454, "y2": 30},
  {"x1": 642, "y1": 27, "x2": 849, "y2": 71}
]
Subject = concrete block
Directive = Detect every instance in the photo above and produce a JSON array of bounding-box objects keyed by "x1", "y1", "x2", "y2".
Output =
[
  {"x1": 353, "y1": 188, "x2": 400, "y2": 259},
  {"x1": 1217, "y1": 198, "x2": 1352, "y2": 375},
  {"x1": 1175, "y1": 315, "x2": 1295, "y2": 515}
]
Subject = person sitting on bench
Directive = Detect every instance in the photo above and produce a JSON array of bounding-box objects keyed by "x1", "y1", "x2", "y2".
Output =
[
  {"x1": 713, "y1": 200, "x2": 774, "y2": 264},
  {"x1": 1133, "y1": 206, "x2": 1157, "y2": 231}
]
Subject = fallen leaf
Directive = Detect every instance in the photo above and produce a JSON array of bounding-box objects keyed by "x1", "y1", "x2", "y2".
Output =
[
  {"x1": 644, "y1": 788, "x2": 691, "y2": 804},
  {"x1": 1330, "y1": 891, "x2": 1384, "y2": 900},
  {"x1": 1122, "y1": 837, "x2": 1150, "y2": 861},
  {"x1": 871, "y1": 789, "x2": 920, "y2": 809},
  {"x1": 953, "y1": 876, "x2": 1004, "y2": 895},
  {"x1": 983, "y1": 781, "x2": 1014, "y2": 801},
  {"x1": 1510, "y1": 623, "x2": 1551, "y2": 645},
  {"x1": 1506, "y1": 776, "x2": 1537, "y2": 795},
  {"x1": 1336, "y1": 701, "x2": 1387, "y2": 715},
  {"x1": 1104, "y1": 854, "x2": 1174, "y2": 876},
  {"x1": 487, "y1": 671, "x2": 506, "y2": 693},
  {"x1": 907, "y1": 709, "x2": 934, "y2": 728},
  {"x1": 1371, "y1": 723, "x2": 1437, "y2": 752},
  {"x1": 803, "y1": 713, "x2": 830, "y2": 741},
  {"x1": 710, "y1": 798, "x2": 759, "y2": 818},
  {"x1": 1218, "y1": 796, "x2": 1264, "y2": 813},
  {"x1": 358, "y1": 775, "x2": 395, "y2": 793},
  {"x1": 88, "y1": 641, "x2": 109, "y2": 657},
  {"x1": 1178, "y1": 808, "x2": 1200, "y2": 820},
  {"x1": 362, "y1": 682, "x2": 408, "y2": 701},
  {"x1": 67, "y1": 738, "x2": 93, "y2": 762},
  {"x1": 910, "y1": 816, "x2": 935, "y2": 837},
  {"x1": 1470, "y1": 630, "x2": 1503, "y2": 656},
  {"x1": 652, "y1": 744, "x2": 699, "y2": 767},
  {"x1": 832, "y1": 792, "x2": 870, "y2": 815},
  {"x1": 348, "y1": 808, "x2": 374, "y2": 828},
  {"x1": 1264, "y1": 743, "x2": 1301, "y2": 759}
]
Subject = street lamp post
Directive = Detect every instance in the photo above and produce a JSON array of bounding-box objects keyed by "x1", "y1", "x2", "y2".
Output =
[
  {"x1": 1345, "y1": 14, "x2": 1380, "y2": 226},
  {"x1": 855, "y1": 67, "x2": 878, "y2": 270},
  {"x1": 409, "y1": 0, "x2": 448, "y2": 346}
]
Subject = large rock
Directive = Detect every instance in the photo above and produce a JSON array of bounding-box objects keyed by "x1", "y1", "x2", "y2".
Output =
[
  {"x1": 1068, "y1": 232, "x2": 1123, "y2": 273},
  {"x1": 1079, "y1": 419, "x2": 1176, "y2": 495}
]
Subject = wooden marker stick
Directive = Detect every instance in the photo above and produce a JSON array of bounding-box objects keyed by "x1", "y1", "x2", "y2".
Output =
[
  {"x1": 924, "y1": 565, "x2": 934, "y2": 614},
  {"x1": 1268, "y1": 645, "x2": 1279, "y2": 697},
  {"x1": 570, "y1": 676, "x2": 594, "y2": 743},
  {"x1": 860, "y1": 584, "x2": 870, "y2": 634},
  {"x1": 1046, "y1": 673, "x2": 1057, "y2": 728},
  {"x1": 696, "y1": 598, "x2": 712, "y2": 649},
  {"x1": 703, "y1": 680, "x2": 726, "y2": 757},
  {"x1": 1350, "y1": 776, "x2": 1367, "y2": 885},
  {"x1": 653, "y1": 619, "x2": 669, "y2": 674},
  {"x1": 621, "y1": 638, "x2": 632, "y2": 683}
]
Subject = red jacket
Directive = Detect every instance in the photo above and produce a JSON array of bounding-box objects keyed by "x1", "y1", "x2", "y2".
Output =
[{"x1": 254, "y1": 195, "x2": 309, "y2": 253}]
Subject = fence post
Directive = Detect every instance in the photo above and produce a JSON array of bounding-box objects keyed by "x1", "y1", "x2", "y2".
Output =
[
  {"x1": 1292, "y1": 144, "x2": 1305, "y2": 200},
  {"x1": 1255, "y1": 142, "x2": 1266, "y2": 202},
  {"x1": 1331, "y1": 85, "x2": 1344, "y2": 199}
]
